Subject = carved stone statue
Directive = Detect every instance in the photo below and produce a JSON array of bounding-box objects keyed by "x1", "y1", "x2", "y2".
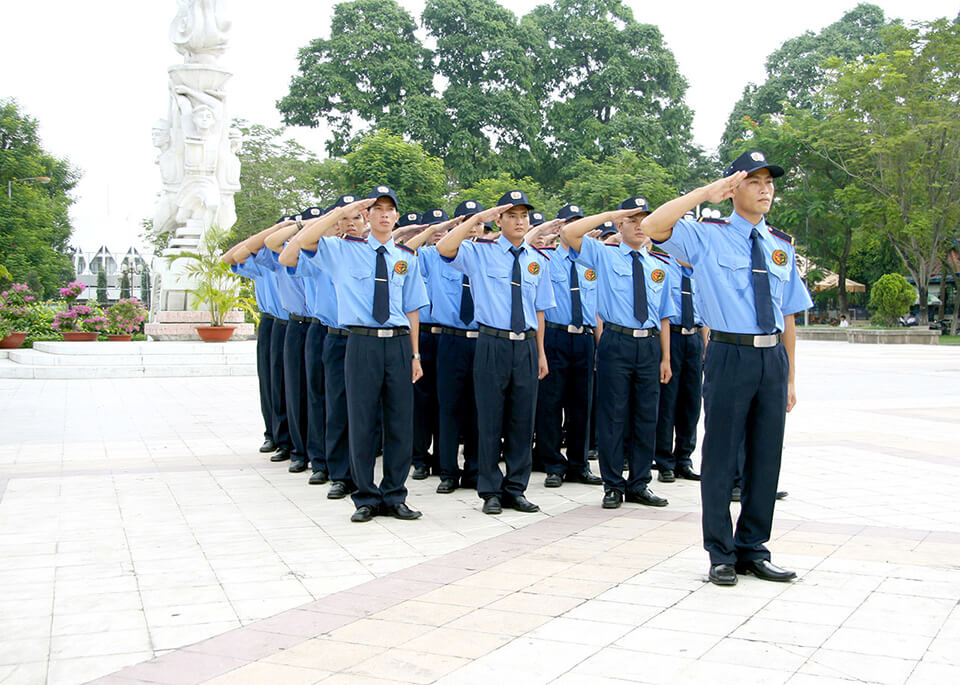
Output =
[{"x1": 170, "y1": 0, "x2": 231, "y2": 64}]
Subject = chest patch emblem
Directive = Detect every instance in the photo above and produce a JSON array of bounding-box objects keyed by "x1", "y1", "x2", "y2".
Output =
[
  {"x1": 528, "y1": 262, "x2": 540, "y2": 276},
  {"x1": 584, "y1": 269, "x2": 597, "y2": 282},
  {"x1": 651, "y1": 269, "x2": 665, "y2": 284},
  {"x1": 394, "y1": 261, "x2": 408, "y2": 275},
  {"x1": 771, "y1": 250, "x2": 788, "y2": 267}
]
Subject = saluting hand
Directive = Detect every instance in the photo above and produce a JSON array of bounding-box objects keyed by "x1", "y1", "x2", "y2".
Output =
[
  {"x1": 703, "y1": 171, "x2": 747, "y2": 204},
  {"x1": 475, "y1": 203, "x2": 514, "y2": 224}
]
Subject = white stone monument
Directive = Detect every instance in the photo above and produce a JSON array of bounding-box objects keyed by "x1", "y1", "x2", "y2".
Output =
[{"x1": 147, "y1": 0, "x2": 251, "y2": 340}]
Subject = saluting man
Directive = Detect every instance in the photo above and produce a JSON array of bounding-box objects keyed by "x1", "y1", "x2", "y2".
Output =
[
  {"x1": 437, "y1": 191, "x2": 556, "y2": 515},
  {"x1": 641, "y1": 151, "x2": 813, "y2": 586}
]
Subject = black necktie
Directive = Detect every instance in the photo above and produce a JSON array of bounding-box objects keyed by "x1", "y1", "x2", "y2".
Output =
[
  {"x1": 631, "y1": 251, "x2": 647, "y2": 324},
  {"x1": 459, "y1": 274, "x2": 474, "y2": 325},
  {"x1": 681, "y1": 274, "x2": 694, "y2": 330},
  {"x1": 373, "y1": 245, "x2": 389, "y2": 324},
  {"x1": 750, "y1": 228, "x2": 776, "y2": 333},
  {"x1": 510, "y1": 246, "x2": 524, "y2": 333},
  {"x1": 569, "y1": 258, "x2": 582, "y2": 326}
]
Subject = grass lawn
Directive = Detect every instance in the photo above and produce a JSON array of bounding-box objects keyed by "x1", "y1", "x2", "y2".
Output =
[{"x1": 941, "y1": 335, "x2": 960, "y2": 345}]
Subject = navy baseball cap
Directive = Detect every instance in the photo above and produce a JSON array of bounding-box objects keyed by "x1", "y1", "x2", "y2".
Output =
[
  {"x1": 557, "y1": 204, "x2": 584, "y2": 221},
  {"x1": 423, "y1": 208, "x2": 449, "y2": 225},
  {"x1": 279, "y1": 215, "x2": 294, "y2": 223},
  {"x1": 497, "y1": 189, "x2": 534, "y2": 210},
  {"x1": 397, "y1": 211, "x2": 421, "y2": 228},
  {"x1": 616, "y1": 197, "x2": 650, "y2": 215},
  {"x1": 331, "y1": 194, "x2": 359, "y2": 209},
  {"x1": 724, "y1": 150, "x2": 784, "y2": 178},
  {"x1": 367, "y1": 185, "x2": 400, "y2": 210},
  {"x1": 454, "y1": 200, "x2": 484, "y2": 218},
  {"x1": 529, "y1": 211, "x2": 545, "y2": 226},
  {"x1": 299, "y1": 206, "x2": 324, "y2": 220},
  {"x1": 599, "y1": 221, "x2": 617, "y2": 238}
]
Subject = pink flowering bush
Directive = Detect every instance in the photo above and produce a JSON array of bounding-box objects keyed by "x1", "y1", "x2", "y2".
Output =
[
  {"x1": 53, "y1": 303, "x2": 107, "y2": 333},
  {"x1": 106, "y1": 298, "x2": 148, "y2": 335},
  {"x1": 58, "y1": 280, "x2": 86, "y2": 303},
  {"x1": 0, "y1": 283, "x2": 37, "y2": 338}
]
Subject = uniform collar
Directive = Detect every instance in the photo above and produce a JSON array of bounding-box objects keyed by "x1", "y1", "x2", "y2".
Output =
[
  {"x1": 729, "y1": 211, "x2": 767, "y2": 240},
  {"x1": 498, "y1": 233, "x2": 525, "y2": 254},
  {"x1": 556, "y1": 244, "x2": 572, "y2": 261},
  {"x1": 618, "y1": 240, "x2": 646, "y2": 257},
  {"x1": 367, "y1": 233, "x2": 396, "y2": 251}
]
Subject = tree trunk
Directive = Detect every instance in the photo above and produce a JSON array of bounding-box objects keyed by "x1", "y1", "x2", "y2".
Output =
[{"x1": 917, "y1": 283, "x2": 930, "y2": 325}]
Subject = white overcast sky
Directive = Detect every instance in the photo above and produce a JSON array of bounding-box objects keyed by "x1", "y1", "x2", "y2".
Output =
[{"x1": 1, "y1": 0, "x2": 956, "y2": 252}]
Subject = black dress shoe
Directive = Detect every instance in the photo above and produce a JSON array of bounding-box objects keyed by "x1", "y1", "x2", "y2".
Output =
[
  {"x1": 504, "y1": 495, "x2": 539, "y2": 513},
  {"x1": 482, "y1": 496, "x2": 502, "y2": 515},
  {"x1": 776, "y1": 490, "x2": 788, "y2": 500},
  {"x1": 259, "y1": 439, "x2": 276, "y2": 453},
  {"x1": 386, "y1": 502, "x2": 422, "y2": 520},
  {"x1": 708, "y1": 563, "x2": 738, "y2": 586},
  {"x1": 735, "y1": 559, "x2": 796, "y2": 582},
  {"x1": 308, "y1": 470, "x2": 329, "y2": 485},
  {"x1": 626, "y1": 487, "x2": 668, "y2": 507},
  {"x1": 730, "y1": 486, "x2": 742, "y2": 502},
  {"x1": 288, "y1": 459, "x2": 308, "y2": 473},
  {"x1": 411, "y1": 465, "x2": 430, "y2": 480},
  {"x1": 327, "y1": 481, "x2": 353, "y2": 500},
  {"x1": 350, "y1": 505, "x2": 376, "y2": 523},
  {"x1": 657, "y1": 469, "x2": 676, "y2": 483},
  {"x1": 566, "y1": 469, "x2": 603, "y2": 485},
  {"x1": 270, "y1": 450, "x2": 290, "y2": 462},
  {"x1": 544, "y1": 473, "x2": 563, "y2": 488},
  {"x1": 602, "y1": 490, "x2": 623, "y2": 509},
  {"x1": 675, "y1": 466, "x2": 701, "y2": 481},
  {"x1": 436, "y1": 478, "x2": 457, "y2": 494}
]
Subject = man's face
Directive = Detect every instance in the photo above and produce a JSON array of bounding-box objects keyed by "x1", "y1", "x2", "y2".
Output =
[
  {"x1": 617, "y1": 212, "x2": 650, "y2": 247},
  {"x1": 366, "y1": 197, "x2": 398, "y2": 234},
  {"x1": 496, "y1": 206, "x2": 530, "y2": 240},
  {"x1": 427, "y1": 226, "x2": 447, "y2": 246},
  {"x1": 338, "y1": 211, "x2": 365, "y2": 237},
  {"x1": 733, "y1": 168, "x2": 775, "y2": 217}
]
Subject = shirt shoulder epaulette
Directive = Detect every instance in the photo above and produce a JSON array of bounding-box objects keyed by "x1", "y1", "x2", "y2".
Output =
[
  {"x1": 649, "y1": 251, "x2": 671, "y2": 265},
  {"x1": 397, "y1": 243, "x2": 417, "y2": 256},
  {"x1": 474, "y1": 238, "x2": 496, "y2": 244},
  {"x1": 538, "y1": 246, "x2": 556, "y2": 251},
  {"x1": 343, "y1": 235, "x2": 365, "y2": 243},
  {"x1": 767, "y1": 225, "x2": 795, "y2": 245},
  {"x1": 604, "y1": 241, "x2": 619, "y2": 246},
  {"x1": 531, "y1": 246, "x2": 551, "y2": 261},
  {"x1": 698, "y1": 218, "x2": 730, "y2": 225}
]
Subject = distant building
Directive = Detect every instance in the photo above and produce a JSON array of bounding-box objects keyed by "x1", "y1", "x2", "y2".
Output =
[{"x1": 70, "y1": 246, "x2": 151, "y2": 306}]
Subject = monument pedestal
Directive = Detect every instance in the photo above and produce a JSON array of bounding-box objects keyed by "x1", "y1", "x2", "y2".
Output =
[{"x1": 145, "y1": 310, "x2": 253, "y2": 341}]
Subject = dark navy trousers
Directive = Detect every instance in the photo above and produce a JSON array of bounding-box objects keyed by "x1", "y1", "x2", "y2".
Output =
[
  {"x1": 322, "y1": 331, "x2": 352, "y2": 485},
  {"x1": 305, "y1": 322, "x2": 327, "y2": 473},
  {"x1": 412, "y1": 330, "x2": 439, "y2": 472},
  {"x1": 701, "y1": 342, "x2": 788, "y2": 565},
  {"x1": 269, "y1": 319, "x2": 291, "y2": 451},
  {"x1": 474, "y1": 334, "x2": 538, "y2": 500},
  {"x1": 256, "y1": 315, "x2": 274, "y2": 441},
  {"x1": 596, "y1": 330, "x2": 661, "y2": 494},
  {"x1": 436, "y1": 333, "x2": 478, "y2": 483},
  {"x1": 344, "y1": 333, "x2": 413, "y2": 509},
  {"x1": 534, "y1": 328, "x2": 595, "y2": 476},
  {"x1": 655, "y1": 330, "x2": 703, "y2": 471},
  {"x1": 283, "y1": 319, "x2": 309, "y2": 463}
]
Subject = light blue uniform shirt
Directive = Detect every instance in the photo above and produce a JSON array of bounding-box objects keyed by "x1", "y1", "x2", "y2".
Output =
[
  {"x1": 231, "y1": 247, "x2": 288, "y2": 320},
  {"x1": 540, "y1": 244, "x2": 599, "y2": 327},
  {"x1": 289, "y1": 254, "x2": 339, "y2": 328},
  {"x1": 571, "y1": 238, "x2": 677, "y2": 329},
  {"x1": 443, "y1": 233, "x2": 556, "y2": 331},
  {"x1": 306, "y1": 234, "x2": 429, "y2": 328},
  {"x1": 255, "y1": 247, "x2": 308, "y2": 317},
  {"x1": 418, "y1": 246, "x2": 478, "y2": 330},
  {"x1": 661, "y1": 255, "x2": 705, "y2": 327},
  {"x1": 417, "y1": 245, "x2": 437, "y2": 326},
  {"x1": 657, "y1": 212, "x2": 813, "y2": 334}
]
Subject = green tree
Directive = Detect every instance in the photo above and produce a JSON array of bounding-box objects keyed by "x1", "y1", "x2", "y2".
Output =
[
  {"x1": 341, "y1": 130, "x2": 446, "y2": 214},
  {"x1": 277, "y1": 0, "x2": 435, "y2": 156},
  {"x1": 0, "y1": 99, "x2": 78, "y2": 297},
  {"x1": 560, "y1": 151, "x2": 677, "y2": 215},
  {"x1": 869, "y1": 273, "x2": 915, "y2": 326},
  {"x1": 120, "y1": 271, "x2": 131, "y2": 300},
  {"x1": 96, "y1": 269, "x2": 108, "y2": 305},
  {"x1": 451, "y1": 173, "x2": 558, "y2": 220}
]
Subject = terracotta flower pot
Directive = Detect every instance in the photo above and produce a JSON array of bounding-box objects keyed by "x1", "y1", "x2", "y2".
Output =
[
  {"x1": 195, "y1": 325, "x2": 236, "y2": 342},
  {"x1": 0, "y1": 332, "x2": 28, "y2": 349},
  {"x1": 107, "y1": 334, "x2": 133, "y2": 342},
  {"x1": 60, "y1": 331, "x2": 99, "y2": 342}
]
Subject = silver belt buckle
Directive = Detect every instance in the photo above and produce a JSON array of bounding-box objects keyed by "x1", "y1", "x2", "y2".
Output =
[
  {"x1": 377, "y1": 329, "x2": 392, "y2": 338},
  {"x1": 631, "y1": 328, "x2": 644, "y2": 338},
  {"x1": 567, "y1": 325, "x2": 583, "y2": 334},
  {"x1": 430, "y1": 326, "x2": 443, "y2": 334},
  {"x1": 466, "y1": 331, "x2": 479, "y2": 338},
  {"x1": 682, "y1": 327, "x2": 697, "y2": 335},
  {"x1": 754, "y1": 334, "x2": 777, "y2": 348},
  {"x1": 509, "y1": 331, "x2": 525, "y2": 341}
]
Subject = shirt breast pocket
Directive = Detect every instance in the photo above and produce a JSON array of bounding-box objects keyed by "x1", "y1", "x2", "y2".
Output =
[
  {"x1": 716, "y1": 254, "x2": 751, "y2": 297},
  {"x1": 769, "y1": 261, "x2": 790, "y2": 301}
]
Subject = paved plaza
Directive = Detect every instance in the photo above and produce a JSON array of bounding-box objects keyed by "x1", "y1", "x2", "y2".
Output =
[{"x1": 1, "y1": 340, "x2": 958, "y2": 685}]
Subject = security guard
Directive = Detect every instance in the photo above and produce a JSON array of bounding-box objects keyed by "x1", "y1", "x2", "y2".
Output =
[
  {"x1": 437, "y1": 191, "x2": 555, "y2": 514},
  {"x1": 561, "y1": 198, "x2": 677, "y2": 510},
  {"x1": 653, "y1": 252, "x2": 705, "y2": 483},
  {"x1": 641, "y1": 150, "x2": 813, "y2": 586},
  {"x1": 535, "y1": 204, "x2": 603, "y2": 488},
  {"x1": 284, "y1": 188, "x2": 429, "y2": 523}
]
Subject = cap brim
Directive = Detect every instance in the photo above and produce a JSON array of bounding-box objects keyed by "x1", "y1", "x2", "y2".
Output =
[{"x1": 734, "y1": 163, "x2": 786, "y2": 179}]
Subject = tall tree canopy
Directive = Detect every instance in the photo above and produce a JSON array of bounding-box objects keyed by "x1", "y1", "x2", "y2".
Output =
[{"x1": 0, "y1": 99, "x2": 77, "y2": 296}]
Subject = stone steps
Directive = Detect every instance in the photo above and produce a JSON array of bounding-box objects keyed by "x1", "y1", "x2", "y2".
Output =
[{"x1": 0, "y1": 341, "x2": 257, "y2": 379}]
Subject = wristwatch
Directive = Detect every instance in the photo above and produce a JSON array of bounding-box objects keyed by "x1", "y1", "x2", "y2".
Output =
[{"x1": 412, "y1": 353, "x2": 421, "y2": 360}]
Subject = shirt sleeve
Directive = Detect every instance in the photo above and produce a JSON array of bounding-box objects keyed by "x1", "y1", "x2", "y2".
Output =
[
  {"x1": 402, "y1": 256, "x2": 430, "y2": 314},
  {"x1": 419, "y1": 246, "x2": 437, "y2": 279},
  {"x1": 231, "y1": 260, "x2": 263, "y2": 279},
  {"x1": 253, "y1": 246, "x2": 282, "y2": 272},
  {"x1": 441, "y1": 240, "x2": 478, "y2": 276},
  {"x1": 658, "y1": 268, "x2": 680, "y2": 320},
  {"x1": 293, "y1": 251, "x2": 321, "y2": 279},
  {"x1": 569, "y1": 236, "x2": 601, "y2": 269},
  {"x1": 535, "y1": 256, "x2": 557, "y2": 312},
  {"x1": 306, "y1": 238, "x2": 343, "y2": 279},
  {"x1": 780, "y1": 252, "x2": 814, "y2": 315},
  {"x1": 658, "y1": 218, "x2": 706, "y2": 266}
]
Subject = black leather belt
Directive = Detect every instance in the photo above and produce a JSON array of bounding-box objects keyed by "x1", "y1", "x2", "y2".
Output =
[
  {"x1": 306, "y1": 317, "x2": 322, "y2": 325},
  {"x1": 261, "y1": 312, "x2": 276, "y2": 322},
  {"x1": 710, "y1": 330, "x2": 782, "y2": 348},
  {"x1": 478, "y1": 324, "x2": 536, "y2": 341},
  {"x1": 670, "y1": 324, "x2": 702, "y2": 335},
  {"x1": 289, "y1": 313, "x2": 309, "y2": 323},
  {"x1": 348, "y1": 326, "x2": 410, "y2": 338},
  {"x1": 422, "y1": 326, "x2": 444, "y2": 335},
  {"x1": 606, "y1": 323, "x2": 656, "y2": 338},
  {"x1": 326, "y1": 327, "x2": 349, "y2": 336},
  {"x1": 442, "y1": 327, "x2": 479, "y2": 339},
  {"x1": 273, "y1": 317, "x2": 288, "y2": 326},
  {"x1": 546, "y1": 321, "x2": 595, "y2": 335}
]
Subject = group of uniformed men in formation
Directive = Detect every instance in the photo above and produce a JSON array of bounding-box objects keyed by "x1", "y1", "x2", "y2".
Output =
[{"x1": 222, "y1": 150, "x2": 813, "y2": 586}]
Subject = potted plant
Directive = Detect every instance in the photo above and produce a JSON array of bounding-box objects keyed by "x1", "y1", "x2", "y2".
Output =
[
  {"x1": 105, "y1": 298, "x2": 148, "y2": 341},
  {"x1": 0, "y1": 282, "x2": 36, "y2": 349},
  {"x1": 53, "y1": 303, "x2": 108, "y2": 341},
  {"x1": 167, "y1": 226, "x2": 243, "y2": 342}
]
